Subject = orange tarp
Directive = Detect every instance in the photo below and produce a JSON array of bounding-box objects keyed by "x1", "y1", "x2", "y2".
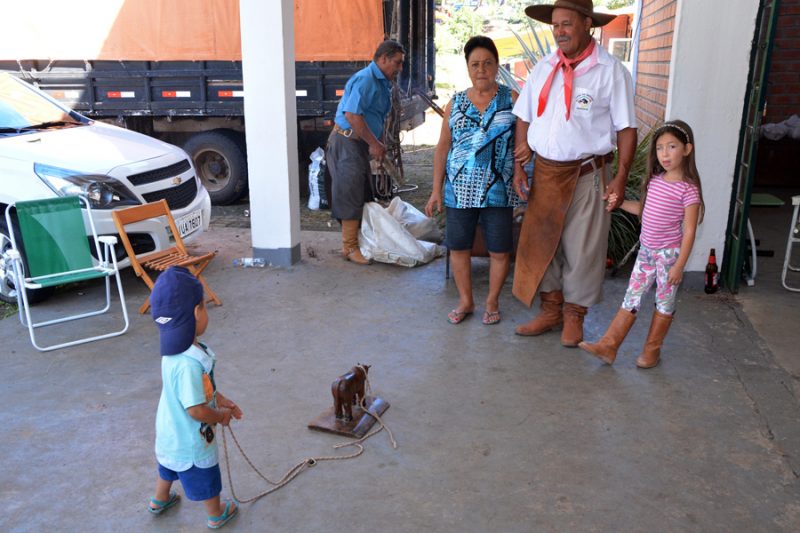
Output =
[
  {"x1": 0, "y1": 0, "x2": 383, "y2": 62},
  {"x1": 1, "y1": 0, "x2": 241, "y2": 61},
  {"x1": 295, "y1": 0, "x2": 384, "y2": 61}
]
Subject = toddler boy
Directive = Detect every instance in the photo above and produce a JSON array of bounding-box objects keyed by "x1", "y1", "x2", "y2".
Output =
[{"x1": 147, "y1": 266, "x2": 242, "y2": 529}]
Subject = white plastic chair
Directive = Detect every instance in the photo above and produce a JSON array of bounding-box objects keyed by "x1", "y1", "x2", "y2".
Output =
[{"x1": 781, "y1": 195, "x2": 800, "y2": 292}]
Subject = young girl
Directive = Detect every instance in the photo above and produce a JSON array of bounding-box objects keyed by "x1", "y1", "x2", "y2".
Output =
[{"x1": 579, "y1": 120, "x2": 704, "y2": 368}]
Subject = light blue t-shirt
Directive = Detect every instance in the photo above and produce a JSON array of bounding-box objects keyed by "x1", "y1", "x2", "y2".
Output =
[
  {"x1": 155, "y1": 342, "x2": 218, "y2": 472},
  {"x1": 334, "y1": 61, "x2": 392, "y2": 140}
]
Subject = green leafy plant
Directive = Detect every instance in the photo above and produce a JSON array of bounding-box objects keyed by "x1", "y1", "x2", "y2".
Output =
[
  {"x1": 606, "y1": 0, "x2": 635, "y2": 9},
  {"x1": 607, "y1": 128, "x2": 654, "y2": 267},
  {"x1": 436, "y1": 6, "x2": 487, "y2": 54},
  {"x1": 1, "y1": 301, "x2": 16, "y2": 320},
  {"x1": 497, "y1": 18, "x2": 551, "y2": 88}
]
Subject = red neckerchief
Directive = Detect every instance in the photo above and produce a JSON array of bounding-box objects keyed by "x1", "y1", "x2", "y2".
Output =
[{"x1": 537, "y1": 39, "x2": 596, "y2": 121}]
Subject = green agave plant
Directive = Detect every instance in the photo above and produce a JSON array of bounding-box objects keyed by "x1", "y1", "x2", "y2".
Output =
[
  {"x1": 607, "y1": 128, "x2": 653, "y2": 268},
  {"x1": 498, "y1": 20, "x2": 646, "y2": 268}
]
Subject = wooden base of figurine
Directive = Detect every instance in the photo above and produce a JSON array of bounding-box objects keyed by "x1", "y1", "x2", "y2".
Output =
[{"x1": 307, "y1": 396, "x2": 389, "y2": 438}]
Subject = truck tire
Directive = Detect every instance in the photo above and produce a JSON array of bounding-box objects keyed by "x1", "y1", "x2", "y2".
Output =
[
  {"x1": 184, "y1": 130, "x2": 248, "y2": 205},
  {"x1": 0, "y1": 219, "x2": 53, "y2": 305}
]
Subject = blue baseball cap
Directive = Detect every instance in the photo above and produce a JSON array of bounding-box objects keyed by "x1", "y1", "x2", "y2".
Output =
[{"x1": 150, "y1": 266, "x2": 204, "y2": 356}]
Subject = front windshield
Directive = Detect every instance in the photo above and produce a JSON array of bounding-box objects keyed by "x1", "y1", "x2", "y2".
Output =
[{"x1": 0, "y1": 74, "x2": 86, "y2": 131}]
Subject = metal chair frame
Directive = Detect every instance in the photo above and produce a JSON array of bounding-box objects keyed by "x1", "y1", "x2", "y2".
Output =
[
  {"x1": 781, "y1": 195, "x2": 800, "y2": 292},
  {"x1": 5, "y1": 196, "x2": 129, "y2": 351}
]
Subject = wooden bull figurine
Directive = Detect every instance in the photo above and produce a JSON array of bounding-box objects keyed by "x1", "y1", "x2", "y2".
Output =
[{"x1": 331, "y1": 364, "x2": 370, "y2": 422}]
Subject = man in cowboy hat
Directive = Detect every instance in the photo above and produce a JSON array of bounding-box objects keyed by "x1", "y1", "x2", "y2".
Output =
[{"x1": 511, "y1": 0, "x2": 637, "y2": 347}]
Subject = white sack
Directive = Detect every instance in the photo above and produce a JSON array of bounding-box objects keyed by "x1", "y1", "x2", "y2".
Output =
[
  {"x1": 385, "y1": 196, "x2": 443, "y2": 243},
  {"x1": 761, "y1": 114, "x2": 800, "y2": 141},
  {"x1": 307, "y1": 147, "x2": 325, "y2": 210},
  {"x1": 360, "y1": 201, "x2": 444, "y2": 267}
]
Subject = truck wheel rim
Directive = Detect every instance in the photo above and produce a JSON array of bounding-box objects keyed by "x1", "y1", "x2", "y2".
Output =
[
  {"x1": 0, "y1": 232, "x2": 19, "y2": 301},
  {"x1": 194, "y1": 149, "x2": 231, "y2": 193}
]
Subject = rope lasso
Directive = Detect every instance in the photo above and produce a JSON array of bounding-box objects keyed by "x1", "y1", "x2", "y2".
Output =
[
  {"x1": 372, "y1": 163, "x2": 394, "y2": 201},
  {"x1": 220, "y1": 364, "x2": 396, "y2": 504}
]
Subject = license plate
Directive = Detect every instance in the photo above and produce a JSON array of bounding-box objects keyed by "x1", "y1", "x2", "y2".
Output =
[{"x1": 175, "y1": 209, "x2": 202, "y2": 238}]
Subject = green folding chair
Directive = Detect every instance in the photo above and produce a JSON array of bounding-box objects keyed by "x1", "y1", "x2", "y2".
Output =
[{"x1": 5, "y1": 196, "x2": 129, "y2": 351}]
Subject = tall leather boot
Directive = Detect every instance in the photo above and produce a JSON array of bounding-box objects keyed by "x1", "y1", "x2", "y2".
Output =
[
  {"x1": 636, "y1": 310, "x2": 673, "y2": 369},
  {"x1": 341, "y1": 219, "x2": 370, "y2": 265},
  {"x1": 515, "y1": 291, "x2": 563, "y2": 336},
  {"x1": 561, "y1": 303, "x2": 587, "y2": 347},
  {"x1": 578, "y1": 308, "x2": 637, "y2": 364}
]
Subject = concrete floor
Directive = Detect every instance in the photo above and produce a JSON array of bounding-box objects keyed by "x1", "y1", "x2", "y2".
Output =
[{"x1": 2, "y1": 205, "x2": 799, "y2": 532}]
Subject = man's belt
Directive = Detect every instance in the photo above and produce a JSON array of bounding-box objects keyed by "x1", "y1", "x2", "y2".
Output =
[
  {"x1": 536, "y1": 152, "x2": 615, "y2": 176},
  {"x1": 333, "y1": 123, "x2": 360, "y2": 141},
  {"x1": 578, "y1": 152, "x2": 615, "y2": 176}
]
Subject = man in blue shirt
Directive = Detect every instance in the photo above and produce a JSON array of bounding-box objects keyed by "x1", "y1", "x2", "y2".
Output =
[{"x1": 327, "y1": 40, "x2": 405, "y2": 265}]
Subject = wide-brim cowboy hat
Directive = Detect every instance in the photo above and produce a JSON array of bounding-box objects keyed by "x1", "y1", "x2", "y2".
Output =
[{"x1": 525, "y1": 0, "x2": 617, "y2": 27}]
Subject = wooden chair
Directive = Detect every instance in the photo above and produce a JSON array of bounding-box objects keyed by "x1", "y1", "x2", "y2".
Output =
[{"x1": 111, "y1": 199, "x2": 221, "y2": 314}]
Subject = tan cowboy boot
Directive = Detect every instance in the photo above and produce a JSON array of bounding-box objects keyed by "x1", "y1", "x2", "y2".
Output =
[
  {"x1": 515, "y1": 291, "x2": 563, "y2": 336},
  {"x1": 636, "y1": 310, "x2": 673, "y2": 369},
  {"x1": 578, "y1": 308, "x2": 637, "y2": 364},
  {"x1": 561, "y1": 303, "x2": 588, "y2": 347},
  {"x1": 341, "y1": 219, "x2": 370, "y2": 265}
]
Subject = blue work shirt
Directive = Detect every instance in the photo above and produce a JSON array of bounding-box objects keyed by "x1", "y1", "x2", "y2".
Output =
[{"x1": 334, "y1": 61, "x2": 392, "y2": 141}]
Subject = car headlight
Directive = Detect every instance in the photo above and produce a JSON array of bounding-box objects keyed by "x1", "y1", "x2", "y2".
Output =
[{"x1": 34, "y1": 164, "x2": 140, "y2": 209}]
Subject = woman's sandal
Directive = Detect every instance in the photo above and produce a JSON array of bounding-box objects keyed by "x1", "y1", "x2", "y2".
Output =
[
  {"x1": 148, "y1": 491, "x2": 180, "y2": 515},
  {"x1": 208, "y1": 500, "x2": 238, "y2": 530},
  {"x1": 447, "y1": 309, "x2": 473, "y2": 324},
  {"x1": 482, "y1": 310, "x2": 501, "y2": 325}
]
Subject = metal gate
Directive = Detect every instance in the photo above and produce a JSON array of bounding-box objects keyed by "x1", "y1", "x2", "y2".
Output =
[{"x1": 723, "y1": 0, "x2": 781, "y2": 291}]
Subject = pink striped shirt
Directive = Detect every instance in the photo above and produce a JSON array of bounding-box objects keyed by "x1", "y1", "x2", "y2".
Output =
[{"x1": 640, "y1": 174, "x2": 701, "y2": 249}]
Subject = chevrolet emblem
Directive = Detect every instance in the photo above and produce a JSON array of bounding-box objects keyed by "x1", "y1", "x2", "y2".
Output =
[{"x1": 172, "y1": 177, "x2": 182, "y2": 185}]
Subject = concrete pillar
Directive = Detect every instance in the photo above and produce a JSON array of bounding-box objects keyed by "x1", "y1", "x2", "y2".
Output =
[
  {"x1": 239, "y1": 0, "x2": 301, "y2": 266},
  {"x1": 665, "y1": 0, "x2": 760, "y2": 270}
]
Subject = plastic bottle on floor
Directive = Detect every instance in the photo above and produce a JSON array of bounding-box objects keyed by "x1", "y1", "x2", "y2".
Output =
[{"x1": 233, "y1": 257, "x2": 266, "y2": 268}]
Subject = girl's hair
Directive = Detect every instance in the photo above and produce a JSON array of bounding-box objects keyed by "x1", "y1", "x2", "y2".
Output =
[
  {"x1": 464, "y1": 35, "x2": 499, "y2": 63},
  {"x1": 641, "y1": 119, "x2": 705, "y2": 223}
]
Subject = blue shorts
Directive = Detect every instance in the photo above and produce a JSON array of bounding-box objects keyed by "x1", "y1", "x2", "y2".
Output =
[
  {"x1": 158, "y1": 463, "x2": 222, "y2": 502},
  {"x1": 445, "y1": 207, "x2": 513, "y2": 253}
]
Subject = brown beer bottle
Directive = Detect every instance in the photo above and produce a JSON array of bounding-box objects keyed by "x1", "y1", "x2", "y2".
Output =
[{"x1": 704, "y1": 248, "x2": 719, "y2": 294}]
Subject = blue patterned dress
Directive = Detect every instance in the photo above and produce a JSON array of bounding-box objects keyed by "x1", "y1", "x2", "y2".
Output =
[{"x1": 444, "y1": 85, "x2": 519, "y2": 208}]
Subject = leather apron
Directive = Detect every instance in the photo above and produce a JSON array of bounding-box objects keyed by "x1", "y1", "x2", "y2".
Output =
[{"x1": 512, "y1": 155, "x2": 590, "y2": 307}]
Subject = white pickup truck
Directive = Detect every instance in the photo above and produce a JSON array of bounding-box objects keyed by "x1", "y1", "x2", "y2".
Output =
[{"x1": 0, "y1": 73, "x2": 212, "y2": 303}]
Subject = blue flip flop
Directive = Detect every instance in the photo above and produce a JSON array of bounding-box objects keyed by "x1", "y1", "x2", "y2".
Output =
[
  {"x1": 208, "y1": 500, "x2": 238, "y2": 529},
  {"x1": 148, "y1": 491, "x2": 180, "y2": 514}
]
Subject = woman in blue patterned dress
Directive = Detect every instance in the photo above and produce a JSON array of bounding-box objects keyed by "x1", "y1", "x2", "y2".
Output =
[{"x1": 425, "y1": 35, "x2": 520, "y2": 325}]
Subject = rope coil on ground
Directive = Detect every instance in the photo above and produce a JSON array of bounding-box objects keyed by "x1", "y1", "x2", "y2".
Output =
[{"x1": 220, "y1": 367, "x2": 395, "y2": 505}]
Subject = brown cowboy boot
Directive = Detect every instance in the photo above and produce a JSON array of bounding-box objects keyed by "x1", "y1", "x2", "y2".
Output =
[
  {"x1": 636, "y1": 310, "x2": 673, "y2": 369},
  {"x1": 561, "y1": 303, "x2": 588, "y2": 347},
  {"x1": 515, "y1": 291, "x2": 564, "y2": 336},
  {"x1": 341, "y1": 219, "x2": 370, "y2": 265},
  {"x1": 578, "y1": 308, "x2": 637, "y2": 364}
]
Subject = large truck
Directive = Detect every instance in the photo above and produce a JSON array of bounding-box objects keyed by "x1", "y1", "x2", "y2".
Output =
[{"x1": 0, "y1": 0, "x2": 435, "y2": 205}]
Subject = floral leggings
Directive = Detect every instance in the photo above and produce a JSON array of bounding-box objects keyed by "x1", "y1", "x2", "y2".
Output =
[{"x1": 622, "y1": 245, "x2": 680, "y2": 315}]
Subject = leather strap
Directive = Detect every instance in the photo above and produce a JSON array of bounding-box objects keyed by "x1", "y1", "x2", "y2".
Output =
[
  {"x1": 333, "y1": 123, "x2": 360, "y2": 141},
  {"x1": 578, "y1": 152, "x2": 614, "y2": 176}
]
